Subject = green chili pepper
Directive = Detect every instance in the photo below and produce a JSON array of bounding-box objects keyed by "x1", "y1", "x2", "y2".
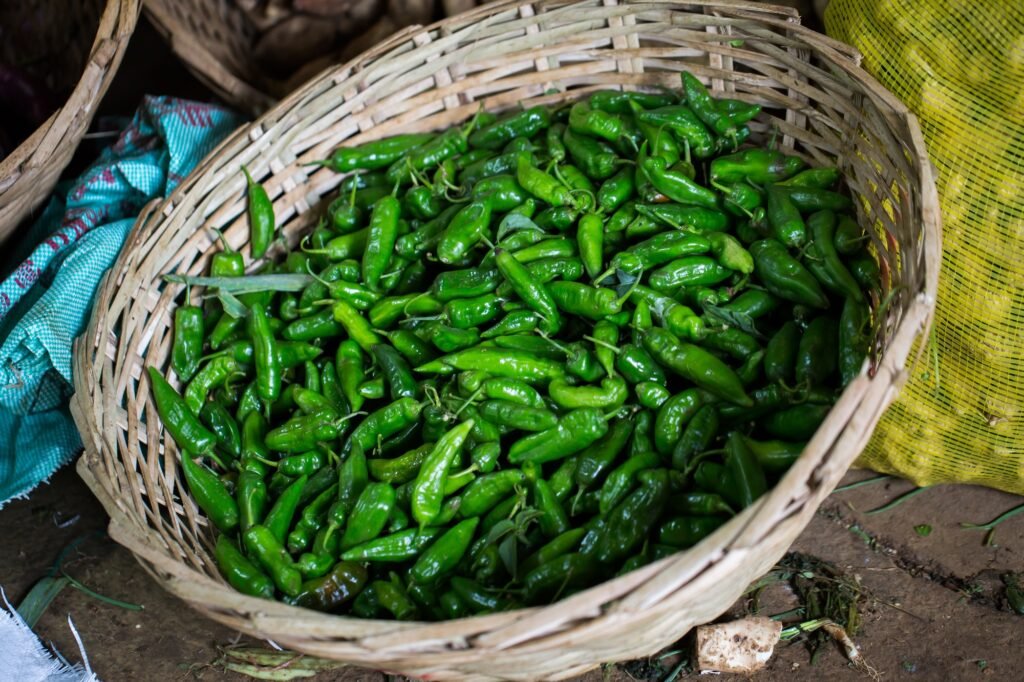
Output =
[
  {"x1": 172, "y1": 291, "x2": 204, "y2": 382},
  {"x1": 634, "y1": 203, "x2": 729, "y2": 233},
  {"x1": 411, "y1": 420, "x2": 474, "y2": 527},
  {"x1": 508, "y1": 407, "x2": 609, "y2": 464},
  {"x1": 456, "y1": 469, "x2": 525, "y2": 518},
  {"x1": 671, "y1": 404, "x2": 719, "y2": 471},
  {"x1": 833, "y1": 213, "x2": 866, "y2": 255},
  {"x1": 763, "y1": 321, "x2": 799, "y2": 384},
  {"x1": 635, "y1": 105, "x2": 715, "y2": 158},
  {"x1": 322, "y1": 134, "x2": 433, "y2": 172},
  {"x1": 469, "y1": 106, "x2": 551, "y2": 150},
  {"x1": 242, "y1": 524, "x2": 301, "y2": 597},
  {"x1": 262, "y1": 474, "x2": 308, "y2": 544},
  {"x1": 741, "y1": 437, "x2": 804, "y2": 473},
  {"x1": 563, "y1": 127, "x2": 621, "y2": 180},
  {"x1": 523, "y1": 553, "x2": 595, "y2": 603},
  {"x1": 640, "y1": 155, "x2": 718, "y2": 209},
  {"x1": 804, "y1": 210, "x2": 863, "y2": 301},
  {"x1": 596, "y1": 167, "x2": 635, "y2": 214},
  {"x1": 548, "y1": 376, "x2": 628, "y2": 410},
  {"x1": 149, "y1": 367, "x2": 217, "y2": 455},
  {"x1": 839, "y1": 296, "x2": 870, "y2": 386},
  {"x1": 568, "y1": 101, "x2": 625, "y2": 142},
  {"x1": 243, "y1": 167, "x2": 275, "y2": 259},
  {"x1": 215, "y1": 535, "x2": 274, "y2": 599},
  {"x1": 795, "y1": 316, "x2": 839, "y2": 387},
  {"x1": 600, "y1": 450, "x2": 662, "y2": 515},
  {"x1": 438, "y1": 200, "x2": 492, "y2": 265},
  {"x1": 592, "y1": 468, "x2": 669, "y2": 562},
  {"x1": 409, "y1": 517, "x2": 479, "y2": 584},
  {"x1": 420, "y1": 347, "x2": 566, "y2": 384},
  {"x1": 725, "y1": 431, "x2": 767, "y2": 509},
  {"x1": 654, "y1": 389, "x2": 703, "y2": 455},
  {"x1": 641, "y1": 328, "x2": 751, "y2": 406},
  {"x1": 292, "y1": 561, "x2": 368, "y2": 612},
  {"x1": 649, "y1": 256, "x2": 732, "y2": 291},
  {"x1": 710, "y1": 149, "x2": 806, "y2": 184},
  {"x1": 763, "y1": 403, "x2": 831, "y2": 441},
  {"x1": 778, "y1": 167, "x2": 840, "y2": 189},
  {"x1": 573, "y1": 212, "x2": 603, "y2": 280},
  {"x1": 494, "y1": 248, "x2": 562, "y2": 335},
  {"x1": 180, "y1": 451, "x2": 238, "y2": 531},
  {"x1": 658, "y1": 515, "x2": 725, "y2": 548},
  {"x1": 701, "y1": 328, "x2": 761, "y2": 362},
  {"x1": 199, "y1": 399, "x2": 243, "y2": 461},
  {"x1": 750, "y1": 239, "x2": 829, "y2": 309},
  {"x1": 479, "y1": 400, "x2": 558, "y2": 432}
]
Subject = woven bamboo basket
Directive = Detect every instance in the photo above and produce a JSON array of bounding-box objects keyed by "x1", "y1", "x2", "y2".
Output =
[
  {"x1": 143, "y1": 0, "x2": 445, "y2": 115},
  {"x1": 71, "y1": 1, "x2": 940, "y2": 678},
  {"x1": 0, "y1": 0, "x2": 140, "y2": 245}
]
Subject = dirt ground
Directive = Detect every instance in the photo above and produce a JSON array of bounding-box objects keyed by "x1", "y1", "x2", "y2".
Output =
[{"x1": 3, "y1": 464, "x2": 1021, "y2": 682}]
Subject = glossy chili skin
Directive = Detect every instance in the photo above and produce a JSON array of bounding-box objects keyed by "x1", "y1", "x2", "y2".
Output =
[
  {"x1": 410, "y1": 517, "x2": 480, "y2": 584},
  {"x1": 508, "y1": 408, "x2": 609, "y2": 465},
  {"x1": 750, "y1": 239, "x2": 829, "y2": 309},
  {"x1": 411, "y1": 420, "x2": 474, "y2": 528},
  {"x1": 710, "y1": 149, "x2": 806, "y2": 184},
  {"x1": 839, "y1": 295, "x2": 870, "y2": 386},
  {"x1": 243, "y1": 166, "x2": 275, "y2": 259},
  {"x1": 795, "y1": 316, "x2": 839, "y2": 387},
  {"x1": 641, "y1": 328, "x2": 751, "y2": 406},
  {"x1": 804, "y1": 210, "x2": 864, "y2": 301},
  {"x1": 469, "y1": 106, "x2": 551, "y2": 150},
  {"x1": 591, "y1": 468, "x2": 669, "y2": 563},
  {"x1": 149, "y1": 368, "x2": 218, "y2": 455}
]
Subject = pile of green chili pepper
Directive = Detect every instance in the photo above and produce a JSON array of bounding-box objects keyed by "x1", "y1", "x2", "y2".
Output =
[{"x1": 153, "y1": 71, "x2": 878, "y2": 620}]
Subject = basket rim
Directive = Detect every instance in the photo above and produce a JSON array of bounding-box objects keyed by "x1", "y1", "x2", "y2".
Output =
[
  {"x1": 0, "y1": 0, "x2": 141, "y2": 244},
  {"x1": 71, "y1": 0, "x2": 941, "y2": 674}
]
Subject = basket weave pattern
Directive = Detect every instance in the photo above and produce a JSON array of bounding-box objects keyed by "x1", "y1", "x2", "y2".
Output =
[
  {"x1": 0, "y1": 0, "x2": 140, "y2": 245},
  {"x1": 72, "y1": 1, "x2": 939, "y2": 678}
]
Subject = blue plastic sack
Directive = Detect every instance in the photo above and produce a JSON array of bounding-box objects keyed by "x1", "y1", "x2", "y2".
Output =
[{"x1": 0, "y1": 96, "x2": 243, "y2": 507}]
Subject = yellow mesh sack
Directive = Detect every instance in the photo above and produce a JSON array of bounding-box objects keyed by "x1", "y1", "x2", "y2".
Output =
[{"x1": 825, "y1": 0, "x2": 1024, "y2": 494}]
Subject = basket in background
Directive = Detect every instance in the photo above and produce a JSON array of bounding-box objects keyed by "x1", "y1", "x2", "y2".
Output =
[
  {"x1": 71, "y1": 1, "x2": 939, "y2": 678},
  {"x1": 0, "y1": 0, "x2": 140, "y2": 245}
]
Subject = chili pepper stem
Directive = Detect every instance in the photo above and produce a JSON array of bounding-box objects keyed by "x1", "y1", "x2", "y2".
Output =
[
  {"x1": 452, "y1": 388, "x2": 484, "y2": 418},
  {"x1": 582, "y1": 335, "x2": 621, "y2": 354}
]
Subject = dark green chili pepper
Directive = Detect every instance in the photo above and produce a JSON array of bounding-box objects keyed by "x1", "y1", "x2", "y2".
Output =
[
  {"x1": 764, "y1": 320, "x2": 800, "y2": 384},
  {"x1": 710, "y1": 148, "x2": 806, "y2": 184},
  {"x1": 494, "y1": 248, "x2": 562, "y2": 335},
  {"x1": 701, "y1": 328, "x2": 761, "y2": 362},
  {"x1": 523, "y1": 553, "x2": 595, "y2": 603},
  {"x1": 765, "y1": 184, "x2": 807, "y2": 248},
  {"x1": 834, "y1": 213, "x2": 866, "y2": 255},
  {"x1": 720, "y1": 289, "x2": 779, "y2": 320},
  {"x1": 606, "y1": 230, "x2": 711, "y2": 279},
  {"x1": 848, "y1": 253, "x2": 882, "y2": 292},
  {"x1": 671, "y1": 404, "x2": 720, "y2": 472},
  {"x1": 641, "y1": 328, "x2": 752, "y2": 406},
  {"x1": 277, "y1": 450, "x2": 328, "y2": 477},
  {"x1": 804, "y1": 210, "x2": 864, "y2": 301},
  {"x1": 742, "y1": 437, "x2": 804, "y2": 473},
  {"x1": 428, "y1": 324, "x2": 481, "y2": 353},
  {"x1": 680, "y1": 72, "x2": 736, "y2": 137},
  {"x1": 778, "y1": 187, "x2": 852, "y2": 213},
  {"x1": 839, "y1": 295, "x2": 870, "y2": 386},
  {"x1": 236, "y1": 469, "x2": 268, "y2": 533},
  {"x1": 295, "y1": 553, "x2": 335, "y2": 579},
  {"x1": 444, "y1": 293, "x2": 502, "y2": 329},
  {"x1": 795, "y1": 316, "x2": 839, "y2": 387},
  {"x1": 511, "y1": 237, "x2": 578, "y2": 263},
  {"x1": 547, "y1": 281, "x2": 623, "y2": 319},
  {"x1": 404, "y1": 185, "x2": 442, "y2": 220},
  {"x1": 265, "y1": 412, "x2": 344, "y2": 453},
  {"x1": 292, "y1": 561, "x2": 368, "y2": 612},
  {"x1": 725, "y1": 431, "x2": 767, "y2": 508},
  {"x1": 750, "y1": 239, "x2": 829, "y2": 309},
  {"x1": 658, "y1": 515, "x2": 725, "y2": 548},
  {"x1": 548, "y1": 376, "x2": 628, "y2": 410},
  {"x1": 184, "y1": 354, "x2": 246, "y2": 416},
  {"x1": 340, "y1": 527, "x2": 442, "y2": 563},
  {"x1": 480, "y1": 377, "x2": 546, "y2": 409},
  {"x1": 600, "y1": 450, "x2": 662, "y2": 514},
  {"x1": 419, "y1": 347, "x2": 566, "y2": 384},
  {"x1": 242, "y1": 524, "x2": 302, "y2": 597},
  {"x1": 386, "y1": 127, "x2": 469, "y2": 185},
  {"x1": 339, "y1": 482, "x2": 396, "y2": 550},
  {"x1": 215, "y1": 535, "x2": 274, "y2": 599},
  {"x1": 516, "y1": 153, "x2": 577, "y2": 207},
  {"x1": 470, "y1": 441, "x2": 501, "y2": 473},
  {"x1": 431, "y1": 268, "x2": 501, "y2": 303},
  {"x1": 590, "y1": 90, "x2": 675, "y2": 113},
  {"x1": 546, "y1": 122, "x2": 567, "y2": 163},
  {"x1": 368, "y1": 344, "x2": 417, "y2": 400},
  {"x1": 778, "y1": 167, "x2": 840, "y2": 189},
  {"x1": 592, "y1": 468, "x2": 669, "y2": 563},
  {"x1": 262, "y1": 474, "x2": 308, "y2": 544},
  {"x1": 287, "y1": 482, "x2": 339, "y2": 553},
  {"x1": 508, "y1": 407, "x2": 609, "y2": 464},
  {"x1": 763, "y1": 403, "x2": 831, "y2": 440},
  {"x1": 149, "y1": 367, "x2": 217, "y2": 454},
  {"x1": 369, "y1": 292, "x2": 442, "y2": 329},
  {"x1": 383, "y1": 329, "x2": 436, "y2": 367},
  {"x1": 243, "y1": 166, "x2": 275, "y2": 259}
]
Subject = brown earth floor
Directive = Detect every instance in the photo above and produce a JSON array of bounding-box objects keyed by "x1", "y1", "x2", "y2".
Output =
[{"x1": 4, "y1": 465, "x2": 1021, "y2": 681}]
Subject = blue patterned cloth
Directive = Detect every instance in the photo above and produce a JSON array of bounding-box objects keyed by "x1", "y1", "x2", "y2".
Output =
[{"x1": 0, "y1": 96, "x2": 243, "y2": 507}]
